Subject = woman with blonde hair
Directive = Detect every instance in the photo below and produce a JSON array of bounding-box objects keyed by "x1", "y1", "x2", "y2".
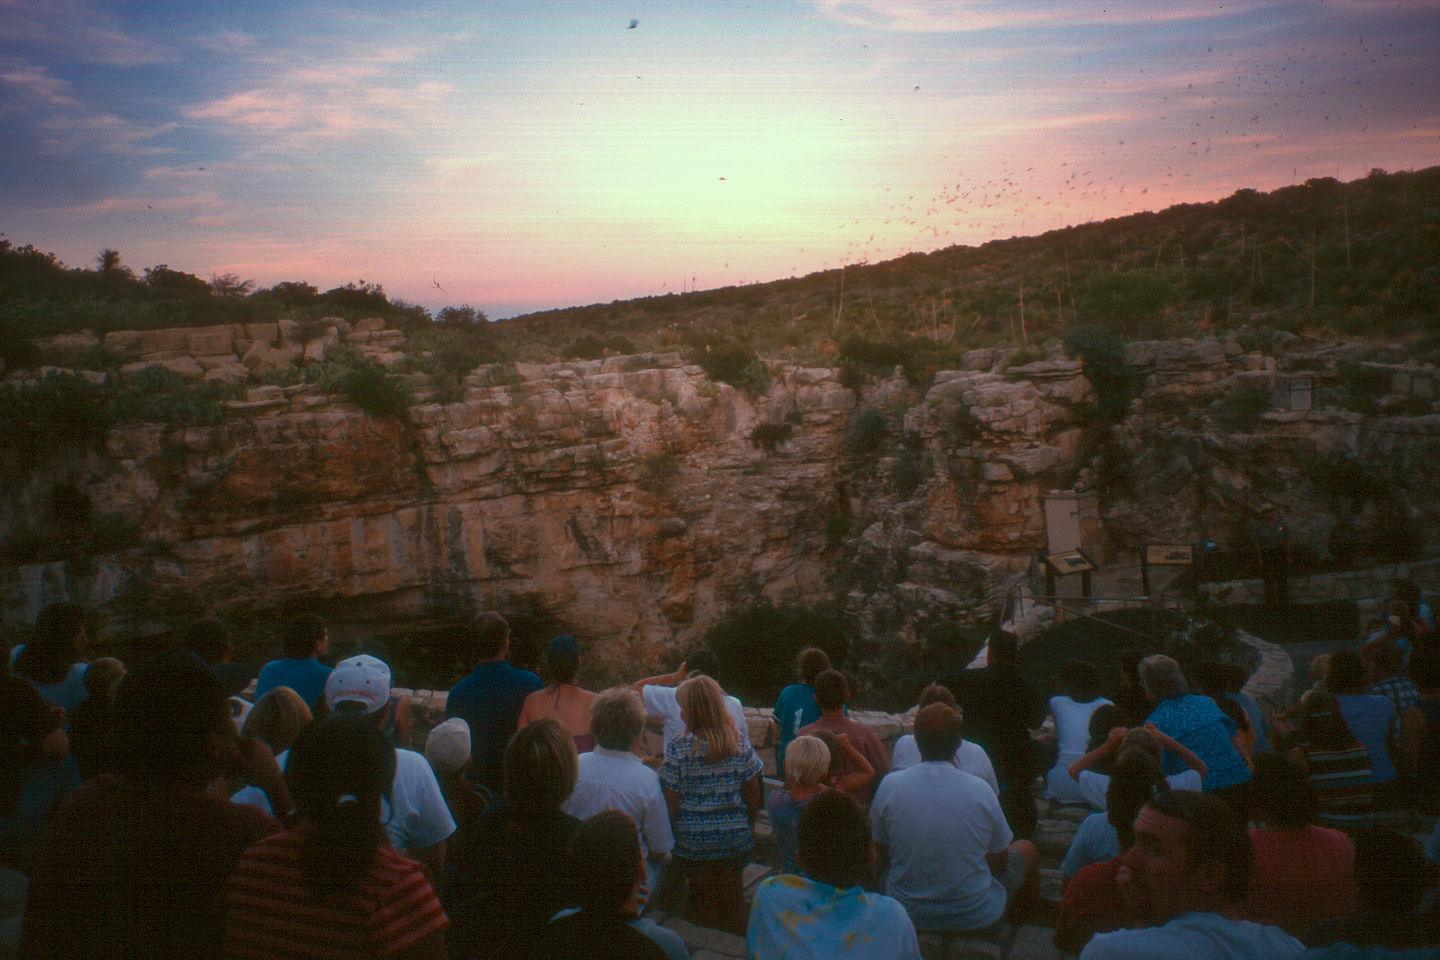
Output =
[
  {"x1": 659, "y1": 675, "x2": 763, "y2": 934},
  {"x1": 241, "y1": 686, "x2": 313, "y2": 755}
]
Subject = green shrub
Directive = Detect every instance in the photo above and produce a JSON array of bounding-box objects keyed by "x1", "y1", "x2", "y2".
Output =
[
  {"x1": 890, "y1": 446, "x2": 927, "y2": 497},
  {"x1": 333, "y1": 358, "x2": 411, "y2": 419},
  {"x1": 1216, "y1": 384, "x2": 1270, "y2": 431},
  {"x1": 1075, "y1": 269, "x2": 1176, "y2": 324},
  {"x1": 1337, "y1": 361, "x2": 1389, "y2": 415},
  {"x1": 689, "y1": 341, "x2": 770, "y2": 395},
  {"x1": 749, "y1": 421, "x2": 794, "y2": 451},
  {"x1": 1002, "y1": 345, "x2": 1048, "y2": 368},
  {"x1": 704, "y1": 600, "x2": 849, "y2": 704},
  {"x1": 844, "y1": 407, "x2": 888, "y2": 455},
  {"x1": 0, "y1": 372, "x2": 111, "y2": 457},
  {"x1": 106, "y1": 365, "x2": 235, "y2": 425},
  {"x1": 1062, "y1": 325, "x2": 1138, "y2": 421}
]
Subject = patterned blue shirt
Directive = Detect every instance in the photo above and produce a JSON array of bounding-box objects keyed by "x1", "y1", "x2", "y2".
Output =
[
  {"x1": 746, "y1": 874, "x2": 921, "y2": 960},
  {"x1": 658, "y1": 733, "x2": 763, "y2": 860}
]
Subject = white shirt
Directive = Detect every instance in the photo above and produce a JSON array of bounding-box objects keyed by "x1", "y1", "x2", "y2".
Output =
[
  {"x1": 641, "y1": 682, "x2": 748, "y2": 751},
  {"x1": 1080, "y1": 910, "x2": 1303, "y2": 959},
  {"x1": 888, "y1": 735, "x2": 999, "y2": 793},
  {"x1": 231, "y1": 746, "x2": 456, "y2": 852},
  {"x1": 562, "y1": 746, "x2": 674, "y2": 858},
  {"x1": 870, "y1": 761, "x2": 1012, "y2": 931}
]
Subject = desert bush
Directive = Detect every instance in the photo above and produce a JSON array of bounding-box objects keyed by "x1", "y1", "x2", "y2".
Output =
[
  {"x1": 844, "y1": 407, "x2": 888, "y2": 455},
  {"x1": 749, "y1": 421, "x2": 794, "y2": 451},
  {"x1": 1062, "y1": 325, "x2": 1138, "y2": 422},
  {"x1": 1216, "y1": 383, "x2": 1271, "y2": 431},
  {"x1": 1337, "y1": 361, "x2": 1389, "y2": 415},
  {"x1": 704, "y1": 599, "x2": 849, "y2": 705},
  {"x1": 690, "y1": 340, "x2": 770, "y2": 395}
]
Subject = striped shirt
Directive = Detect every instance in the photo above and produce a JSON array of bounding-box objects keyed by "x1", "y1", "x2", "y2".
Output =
[
  {"x1": 224, "y1": 829, "x2": 447, "y2": 959},
  {"x1": 1300, "y1": 741, "x2": 1373, "y2": 834}
]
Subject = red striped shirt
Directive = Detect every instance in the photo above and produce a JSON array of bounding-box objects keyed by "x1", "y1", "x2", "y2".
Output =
[{"x1": 224, "y1": 829, "x2": 447, "y2": 959}]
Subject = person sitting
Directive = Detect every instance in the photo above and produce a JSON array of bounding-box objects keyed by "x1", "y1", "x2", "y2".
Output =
[
  {"x1": 889, "y1": 683, "x2": 998, "y2": 793},
  {"x1": 513, "y1": 810, "x2": 688, "y2": 960},
  {"x1": 1302, "y1": 828, "x2": 1440, "y2": 951},
  {"x1": 659, "y1": 675, "x2": 764, "y2": 934},
  {"x1": 446, "y1": 612, "x2": 543, "y2": 792},
  {"x1": 180, "y1": 618, "x2": 254, "y2": 698},
  {"x1": 1399, "y1": 640, "x2": 1440, "y2": 814},
  {"x1": 20, "y1": 649, "x2": 285, "y2": 959},
  {"x1": 1364, "y1": 639, "x2": 1421, "y2": 714},
  {"x1": 1287, "y1": 690, "x2": 1374, "y2": 834},
  {"x1": 451, "y1": 718, "x2": 581, "y2": 959},
  {"x1": 1139, "y1": 654, "x2": 1251, "y2": 813},
  {"x1": 12, "y1": 601, "x2": 90, "y2": 711},
  {"x1": 0, "y1": 645, "x2": 68, "y2": 873},
  {"x1": 252, "y1": 612, "x2": 332, "y2": 711},
  {"x1": 65, "y1": 656, "x2": 125, "y2": 781},
  {"x1": 1052, "y1": 751, "x2": 1163, "y2": 953},
  {"x1": 1061, "y1": 749, "x2": 1165, "y2": 880},
  {"x1": 1078, "y1": 790, "x2": 1303, "y2": 959},
  {"x1": 518, "y1": 635, "x2": 597, "y2": 753},
  {"x1": 1192, "y1": 660, "x2": 1258, "y2": 769},
  {"x1": 772, "y1": 647, "x2": 831, "y2": 770},
  {"x1": 223, "y1": 716, "x2": 448, "y2": 959},
  {"x1": 424, "y1": 717, "x2": 486, "y2": 876},
  {"x1": 1070, "y1": 724, "x2": 1206, "y2": 809},
  {"x1": 1327, "y1": 648, "x2": 1400, "y2": 803},
  {"x1": 1272, "y1": 653, "x2": 1332, "y2": 746},
  {"x1": 1220, "y1": 661, "x2": 1272, "y2": 755},
  {"x1": 749, "y1": 790, "x2": 920, "y2": 959},
  {"x1": 809, "y1": 729, "x2": 877, "y2": 803},
  {"x1": 239, "y1": 685, "x2": 312, "y2": 756},
  {"x1": 1044, "y1": 660, "x2": 1114, "y2": 804},
  {"x1": 1240, "y1": 754, "x2": 1358, "y2": 935},
  {"x1": 562, "y1": 686, "x2": 673, "y2": 895},
  {"x1": 870, "y1": 702, "x2": 1038, "y2": 934},
  {"x1": 767, "y1": 734, "x2": 831, "y2": 875},
  {"x1": 799, "y1": 670, "x2": 890, "y2": 808},
  {"x1": 632, "y1": 647, "x2": 748, "y2": 752}
]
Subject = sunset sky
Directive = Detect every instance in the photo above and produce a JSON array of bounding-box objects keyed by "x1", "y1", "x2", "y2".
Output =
[{"x1": 3, "y1": 0, "x2": 1437, "y2": 319}]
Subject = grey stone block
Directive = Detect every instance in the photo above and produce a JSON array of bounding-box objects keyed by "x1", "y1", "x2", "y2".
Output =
[{"x1": 1009, "y1": 923, "x2": 1064, "y2": 960}]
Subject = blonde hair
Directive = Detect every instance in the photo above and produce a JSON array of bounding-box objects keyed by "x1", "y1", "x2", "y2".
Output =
[
  {"x1": 784, "y1": 735, "x2": 830, "y2": 786},
  {"x1": 678, "y1": 675, "x2": 738, "y2": 761},
  {"x1": 242, "y1": 686, "x2": 314, "y2": 754}
]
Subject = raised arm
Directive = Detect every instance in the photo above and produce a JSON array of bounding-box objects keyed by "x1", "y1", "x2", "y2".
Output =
[
  {"x1": 831, "y1": 732, "x2": 876, "y2": 793},
  {"x1": 631, "y1": 660, "x2": 688, "y2": 692},
  {"x1": 1144, "y1": 722, "x2": 1208, "y2": 777},
  {"x1": 1067, "y1": 725, "x2": 1126, "y2": 780}
]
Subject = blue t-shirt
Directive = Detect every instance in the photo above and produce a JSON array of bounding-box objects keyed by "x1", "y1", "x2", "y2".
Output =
[
  {"x1": 747, "y1": 874, "x2": 921, "y2": 960},
  {"x1": 765, "y1": 787, "x2": 818, "y2": 875},
  {"x1": 1079, "y1": 910, "x2": 1303, "y2": 959},
  {"x1": 1061, "y1": 811, "x2": 1120, "y2": 878},
  {"x1": 253, "y1": 657, "x2": 332, "y2": 708},
  {"x1": 774, "y1": 682, "x2": 821, "y2": 767},
  {"x1": 1336, "y1": 694, "x2": 1398, "y2": 783},
  {"x1": 446, "y1": 660, "x2": 542, "y2": 790}
]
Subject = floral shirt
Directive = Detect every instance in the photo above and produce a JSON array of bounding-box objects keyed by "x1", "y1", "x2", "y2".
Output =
[{"x1": 658, "y1": 733, "x2": 763, "y2": 860}]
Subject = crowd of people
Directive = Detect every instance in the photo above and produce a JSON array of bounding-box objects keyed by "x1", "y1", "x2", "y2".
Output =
[{"x1": 0, "y1": 580, "x2": 1437, "y2": 959}]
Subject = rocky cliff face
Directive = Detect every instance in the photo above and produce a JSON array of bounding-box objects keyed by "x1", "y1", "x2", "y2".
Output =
[{"x1": 3, "y1": 320, "x2": 1438, "y2": 671}]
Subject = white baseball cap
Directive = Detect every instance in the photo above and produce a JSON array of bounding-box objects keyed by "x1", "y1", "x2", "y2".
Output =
[
  {"x1": 425, "y1": 717, "x2": 472, "y2": 773},
  {"x1": 324, "y1": 654, "x2": 391, "y2": 715}
]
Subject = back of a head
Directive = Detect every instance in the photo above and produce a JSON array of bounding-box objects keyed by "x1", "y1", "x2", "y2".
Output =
[
  {"x1": 1147, "y1": 789, "x2": 1254, "y2": 904},
  {"x1": 677, "y1": 674, "x2": 737, "y2": 760},
  {"x1": 1248, "y1": 754, "x2": 1316, "y2": 829},
  {"x1": 83, "y1": 657, "x2": 127, "y2": 702},
  {"x1": 1220, "y1": 662, "x2": 1249, "y2": 695},
  {"x1": 181, "y1": 618, "x2": 231, "y2": 665},
  {"x1": 1060, "y1": 659, "x2": 1101, "y2": 702},
  {"x1": 796, "y1": 789, "x2": 871, "y2": 888},
  {"x1": 242, "y1": 686, "x2": 314, "y2": 753},
  {"x1": 783, "y1": 735, "x2": 831, "y2": 788},
  {"x1": 1325, "y1": 649, "x2": 1365, "y2": 695},
  {"x1": 463, "y1": 612, "x2": 510, "y2": 663},
  {"x1": 287, "y1": 716, "x2": 396, "y2": 894},
  {"x1": 685, "y1": 647, "x2": 720, "y2": 679},
  {"x1": 1118, "y1": 726, "x2": 1162, "y2": 763},
  {"x1": 17, "y1": 601, "x2": 86, "y2": 684},
  {"x1": 1191, "y1": 661, "x2": 1228, "y2": 697},
  {"x1": 913, "y1": 702, "x2": 964, "y2": 762},
  {"x1": 1107, "y1": 749, "x2": 1163, "y2": 843},
  {"x1": 504, "y1": 717, "x2": 578, "y2": 817},
  {"x1": 281, "y1": 613, "x2": 326, "y2": 659},
  {"x1": 1353, "y1": 828, "x2": 1439, "y2": 914},
  {"x1": 589, "y1": 686, "x2": 645, "y2": 752},
  {"x1": 1301, "y1": 691, "x2": 1358, "y2": 750},
  {"x1": 797, "y1": 647, "x2": 831, "y2": 685},
  {"x1": 812, "y1": 669, "x2": 848, "y2": 712},
  {"x1": 543, "y1": 634, "x2": 580, "y2": 685},
  {"x1": 988, "y1": 631, "x2": 1019, "y2": 666},
  {"x1": 1138, "y1": 654, "x2": 1188, "y2": 702},
  {"x1": 917, "y1": 682, "x2": 958, "y2": 711},
  {"x1": 1088, "y1": 705, "x2": 1128, "y2": 751},
  {"x1": 570, "y1": 810, "x2": 643, "y2": 914},
  {"x1": 1120, "y1": 648, "x2": 1143, "y2": 681},
  {"x1": 1363, "y1": 640, "x2": 1404, "y2": 679},
  {"x1": 114, "y1": 648, "x2": 227, "y2": 781},
  {"x1": 425, "y1": 717, "x2": 472, "y2": 775}
]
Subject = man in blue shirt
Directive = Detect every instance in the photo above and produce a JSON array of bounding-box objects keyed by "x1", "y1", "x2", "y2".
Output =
[
  {"x1": 252, "y1": 613, "x2": 332, "y2": 709},
  {"x1": 445, "y1": 612, "x2": 542, "y2": 791}
]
